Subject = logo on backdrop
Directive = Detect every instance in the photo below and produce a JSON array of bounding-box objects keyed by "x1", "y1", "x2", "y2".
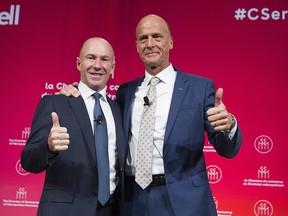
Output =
[
  {"x1": 207, "y1": 165, "x2": 222, "y2": 184},
  {"x1": 242, "y1": 165, "x2": 284, "y2": 188},
  {"x1": 0, "y1": 5, "x2": 20, "y2": 25},
  {"x1": 16, "y1": 187, "x2": 27, "y2": 199},
  {"x1": 9, "y1": 127, "x2": 30, "y2": 146},
  {"x1": 16, "y1": 159, "x2": 29, "y2": 176},
  {"x1": 258, "y1": 166, "x2": 269, "y2": 179},
  {"x1": 254, "y1": 135, "x2": 273, "y2": 154},
  {"x1": 2, "y1": 187, "x2": 39, "y2": 208},
  {"x1": 254, "y1": 200, "x2": 273, "y2": 216}
]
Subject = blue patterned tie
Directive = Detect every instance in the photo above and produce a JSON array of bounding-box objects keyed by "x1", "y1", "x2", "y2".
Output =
[{"x1": 93, "y1": 92, "x2": 110, "y2": 205}]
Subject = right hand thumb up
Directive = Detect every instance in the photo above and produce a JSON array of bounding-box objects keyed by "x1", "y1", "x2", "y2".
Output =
[{"x1": 51, "y1": 112, "x2": 60, "y2": 127}]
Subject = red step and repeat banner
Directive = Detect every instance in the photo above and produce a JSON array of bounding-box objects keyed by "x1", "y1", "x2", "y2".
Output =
[{"x1": 1, "y1": 1, "x2": 287, "y2": 215}]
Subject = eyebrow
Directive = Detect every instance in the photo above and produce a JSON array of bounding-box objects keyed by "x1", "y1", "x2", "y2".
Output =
[{"x1": 138, "y1": 33, "x2": 163, "y2": 40}]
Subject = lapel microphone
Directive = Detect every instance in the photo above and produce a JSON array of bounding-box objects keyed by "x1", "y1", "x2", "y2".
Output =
[
  {"x1": 143, "y1": 96, "x2": 150, "y2": 106},
  {"x1": 94, "y1": 115, "x2": 103, "y2": 124}
]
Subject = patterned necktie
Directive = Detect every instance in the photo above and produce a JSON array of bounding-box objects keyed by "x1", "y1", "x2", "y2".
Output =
[
  {"x1": 93, "y1": 92, "x2": 110, "y2": 205},
  {"x1": 135, "y1": 77, "x2": 160, "y2": 189}
]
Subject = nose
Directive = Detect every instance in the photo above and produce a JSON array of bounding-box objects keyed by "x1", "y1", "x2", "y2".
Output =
[
  {"x1": 147, "y1": 37, "x2": 155, "y2": 47},
  {"x1": 93, "y1": 59, "x2": 102, "y2": 68}
]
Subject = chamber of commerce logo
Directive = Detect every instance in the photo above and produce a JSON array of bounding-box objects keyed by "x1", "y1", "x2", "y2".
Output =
[
  {"x1": 258, "y1": 166, "x2": 270, "y2": 179},
  {"x1": 16, "y1": 187, "x2": 27, "y2": 199},
  {"x1": 207, "y1": 165, "x2": 222, "y2": 184},
  {"x1": 9, "y1": 127, "x2": 30, "y2": 146},
  {"x1": 16, "y1": 159, "x2": 29, "y2": 176},
  {"x1": 254, "y1": 200, "x2": 273, "y2": 216},
  {"x1": 0, "y1": 5, "x2": 20, "y2": 25},
  {"x1": 254, "y1": 135, "x2": 273, "y2": 154},
  {"x1": 243, "y1": 165, "x2": 284, "y2": 188},
  {"x1": 2, "y1": 187, "x2": 39, "y2": 207}
]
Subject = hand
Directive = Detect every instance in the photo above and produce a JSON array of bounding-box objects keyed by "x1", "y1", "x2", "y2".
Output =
[
  {"x1": 48, "y1": 112, "x2": 70, "y2": 153},
  {"x1": 55, "y1": 82, "x2": 81, "y2": 97},
  {"x1": 206, "y1": 88, "x2": 233, "y2": 132}
]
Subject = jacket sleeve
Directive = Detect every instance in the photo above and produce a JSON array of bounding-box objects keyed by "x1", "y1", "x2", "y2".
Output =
[{"x1": 204, "y1": 80, "x2": 242, "y2": 158}]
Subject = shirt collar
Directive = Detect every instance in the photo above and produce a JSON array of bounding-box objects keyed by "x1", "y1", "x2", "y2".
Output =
[
  {"x1": 78, "y1": 81, "x2": 108, "y2": 102},
  {"x1": 143, "y1": 64, "x2": 176, "y2": 86}
]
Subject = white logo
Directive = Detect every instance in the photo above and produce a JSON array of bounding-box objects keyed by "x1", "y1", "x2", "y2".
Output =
[
  {"x1": 254, "y1": 200, "x2": 273, "y2": 216},
  {"x1": 16, "y1": 187, "x2": 27, "y2": 199},
  {"x1": 0, "y1": 5, "x2": 20, "y2": 25},
  {"x1": 258, "y1": 166, "x2": 270, "y2": 179},
  {"x1": 207, "y1": 165, "x2": 222, "y2": 184},
  {"x1": 16, "y1": 159, "x2": 29, "y2": 176},
  {"x1": 22, "y1": 127, "x2": 30, "y2": 139},
  {"x1": 254, "y1": 135, "x2": 273, "y2": 154}
]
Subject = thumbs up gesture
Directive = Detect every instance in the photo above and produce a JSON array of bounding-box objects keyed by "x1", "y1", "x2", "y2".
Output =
[
  {"x1": 206, "y1": 88, "x2": 233, "y2": 132},
  {"x1": 48, "y1": 112, "x2": 70, "y2": 153}
]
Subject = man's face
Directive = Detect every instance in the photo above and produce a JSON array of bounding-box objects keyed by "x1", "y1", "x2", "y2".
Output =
[
  {"x1": 136, "y1": 15, "x2": 173, "y2": 74},
  {"x1": 77, "y1": 38, "x2": 115, "y2": 91}
]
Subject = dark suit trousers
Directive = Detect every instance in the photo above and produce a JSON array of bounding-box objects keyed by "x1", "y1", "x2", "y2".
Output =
[
  {"x1": 124, "y1": 176, "x2": 175, "y2": 216},
  {"x1": 97, "y1": 190, "x2": 121, "y2": 216}
]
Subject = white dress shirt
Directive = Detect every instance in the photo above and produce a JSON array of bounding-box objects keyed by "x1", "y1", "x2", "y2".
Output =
[
  {"x1": 126, "y1": 64, "x2": 176, "y2": 176},
  {"x1": 78, "y1": 81, "x2": 118, "y2": 194}
]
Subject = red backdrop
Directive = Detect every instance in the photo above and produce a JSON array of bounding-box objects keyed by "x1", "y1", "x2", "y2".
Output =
[{"x1": 1, "y1": 1, "x2": 287, "y2": 215}]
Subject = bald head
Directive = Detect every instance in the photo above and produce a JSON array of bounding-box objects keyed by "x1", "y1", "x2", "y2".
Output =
[
  {"x1": 136, "y1": 14, "x2": 171, "y2": 39},
  {"x1": 79, "y1": 37, "x2": 115, "y2": 63}
]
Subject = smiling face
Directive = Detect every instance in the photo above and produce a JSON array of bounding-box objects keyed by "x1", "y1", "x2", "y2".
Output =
[
  {"x1": 76, "y1": 37, "x2": 115, "y2": 92},
  {"x1": 136, "y1": 15, "x2": 173, "y2": 75}
]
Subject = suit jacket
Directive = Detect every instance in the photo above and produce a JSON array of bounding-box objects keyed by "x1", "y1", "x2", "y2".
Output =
[
  {"x1": 116, "y1": 67, "x2": 242, "y2": 216},
  {"x1": 21, "y1": 94, "x2": 126, "y2": 216}
]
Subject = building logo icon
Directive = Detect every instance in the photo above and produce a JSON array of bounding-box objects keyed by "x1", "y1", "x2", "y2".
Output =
[
  {"x1": 16, "y1": 159, "x2": 29, "y2": 176},
  {"x1": 207, "y1": 165, "x2": 222, "y2": 184},
  {"x1": 9, "y1": 127, "x2": 30, "y2": 146},
  {"x1": 22, "y1": 127, "x2": 30, "y2": 139},
  {"x1": 254, "y1": 200, "x2": 273, "y2": 216},
  {"x1": 254, "y1": 135, "x2": 273, "y2": 154},
  {"x1": 16, "y1": 187, "x2": 27, "y2": 199},
  {"x1": 258, "y1": 166, "x2": 270, "y2": 179}
]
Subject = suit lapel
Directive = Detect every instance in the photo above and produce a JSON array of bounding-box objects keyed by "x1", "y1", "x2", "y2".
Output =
[
  {"x1": 164, "y1": 71, "x2": 189, "y2": 142},
  {"x1": 68, "y1": 97, "x2": 96, "y2": 164}
]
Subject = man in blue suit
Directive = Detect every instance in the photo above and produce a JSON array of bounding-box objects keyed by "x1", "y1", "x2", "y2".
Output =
[
  {"x1": 61, "y1": 15, "x2": 242, "y2": 216},
  {"x1": 21, "y1": 37, "x2": 126, "y2": 216},
  {"x1": 115, "y1": 14, "x2": 242, "y2": 216}
]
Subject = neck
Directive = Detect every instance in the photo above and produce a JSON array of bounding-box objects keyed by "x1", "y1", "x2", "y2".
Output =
[{"x1": 146, "y1": 62, "x2": 170, "y2": 76}]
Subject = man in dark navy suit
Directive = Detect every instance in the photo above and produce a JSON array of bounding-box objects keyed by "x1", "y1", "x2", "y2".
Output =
[
  {"x1": 21, "y1": 37, "x2": 126, "y2": 216},
  {"x1": 115, "y1": 14, "x2": 242, "y2": 216}
]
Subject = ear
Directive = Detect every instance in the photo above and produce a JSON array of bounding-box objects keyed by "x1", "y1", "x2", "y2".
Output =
[
  {"x1": 169, "y1": 36, "x2": 174, "y2": 50},
  {"x1": 136, "y1": 41, "x2": 140, "y2": 53},
  {"x1": 76, "y1": 57, "x2": 81, "y2": 70}
]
